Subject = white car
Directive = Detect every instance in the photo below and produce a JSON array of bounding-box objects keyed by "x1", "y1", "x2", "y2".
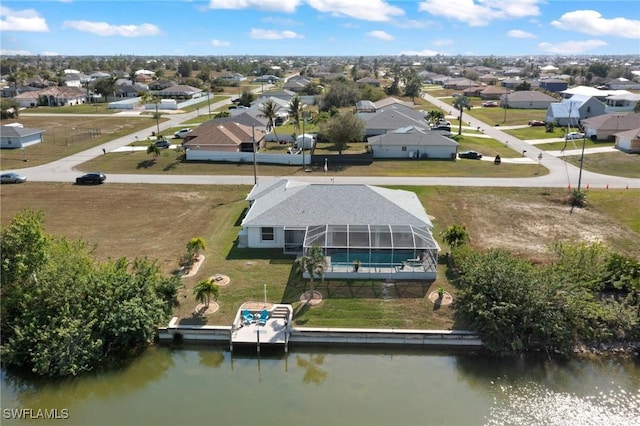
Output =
[
  {"x1": 174, "y1": 128, "x2": 191, "y2": 139},
  {"x1": 565, "y1": 132, "x2": 585, "y2": 140}
]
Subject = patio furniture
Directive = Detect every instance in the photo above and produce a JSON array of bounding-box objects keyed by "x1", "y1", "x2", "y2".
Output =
[
  {"x1": 257, "y1": 309, "x2": 269, "y2": 326},
  {"x1": 241, "y1": 309, "x2": 254, "y2": 325}
]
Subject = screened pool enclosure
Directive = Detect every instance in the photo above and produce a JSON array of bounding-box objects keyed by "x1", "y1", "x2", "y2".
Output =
[{"x1": 302, "y1": 224, "x2": 440, "y2": 280}]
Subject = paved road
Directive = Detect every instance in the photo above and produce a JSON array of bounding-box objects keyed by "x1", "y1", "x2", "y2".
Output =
[{"x1": 4, "y1": 92, "x2": 639, "y2": 189}]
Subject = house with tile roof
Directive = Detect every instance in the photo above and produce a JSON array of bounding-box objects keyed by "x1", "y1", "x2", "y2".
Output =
[
  {"x1": 182, "y1": 121, "x2": 260, "y2": 154},
  {"x1": 238, "y1": 179, "x2": 439, "y2": 280},
  {"x1": 501, "y1": 91, "x2": 557, "y2": 109},
  {"x1": 581, "y1": 113, "x2": 640, "y2": 141}
]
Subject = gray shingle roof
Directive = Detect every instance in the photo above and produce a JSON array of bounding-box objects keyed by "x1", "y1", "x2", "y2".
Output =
[{"x1": 242, "y1": 179, "x2": 433, "y2": 228}]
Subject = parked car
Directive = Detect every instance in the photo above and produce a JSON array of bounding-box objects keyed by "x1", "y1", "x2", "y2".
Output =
[
  {"x1": 155, "y1": 139, "x2": 171, "y2": 149},
  {"x1": 76, "y1": 172, "x2": 106, "y2": 185},
  {"x1": 482, "y1": 101, "x2": 498, "y2": 107},
  {"x1": 0, "y1": 172, "x2": 27, "y2": 184},
  {"x1": 528, "y1": 120, "x2": 546, "y2": 126},
  {"x1": 565, "y1": 132, "x2": 585, "y2": 140},
  {"x1": 458, "y1": 151, "x2": 483, "y2": 159},
  {"x1": 173, "y1": 128, "x2": 191, "y2": 139}
]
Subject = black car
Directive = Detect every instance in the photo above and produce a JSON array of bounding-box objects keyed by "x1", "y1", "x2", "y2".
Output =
[
  {"x1": 458, "y1": 150, "x2": 483, "y2": 159},
  {"x1": 76, "y1": 172, "x2": 106, "y2": 185},
  {"x1": 155, "y1": 139, "x2": 171, "y2": 149}
]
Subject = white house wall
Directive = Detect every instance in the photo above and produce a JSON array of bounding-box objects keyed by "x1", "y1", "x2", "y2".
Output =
[
  {"x1": 371, "y1": 145, "x2": 456, "y2": 159},
  {"x1": 186, "y1": 150, "x2": 304, "y2": 165},
  {"x1": 247, "y1": 226, "x2": 285, "y2": 249}
]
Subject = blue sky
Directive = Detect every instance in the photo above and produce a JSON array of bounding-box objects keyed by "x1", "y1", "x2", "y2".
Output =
[{"x1": 1, "y1": 1, "x2": 639, "y2": 57}]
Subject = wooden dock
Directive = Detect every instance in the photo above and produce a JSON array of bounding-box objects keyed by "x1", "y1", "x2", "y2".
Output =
[{"x1": 230, "y1": 304, "x2": 292, "y2": 352}]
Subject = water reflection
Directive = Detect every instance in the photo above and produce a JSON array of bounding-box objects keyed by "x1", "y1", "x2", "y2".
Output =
[
  {"x1": 2, "y1": 346, "x2": 639, "y2": 426},
  {"x1": 295, "y1": 354, "x2": 328, "y2": 385}
]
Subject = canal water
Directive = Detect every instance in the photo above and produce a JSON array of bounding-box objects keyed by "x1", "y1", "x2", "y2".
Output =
[{"x1": 1, "y1": 345, "x2": 639, "y2": 425}]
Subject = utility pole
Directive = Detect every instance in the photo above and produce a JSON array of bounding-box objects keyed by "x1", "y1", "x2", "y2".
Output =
[
  {"x1": 252, "y1": 126, "x2": 258, "y2": 185},
  {"x1": 576, "y1": 135, "x2": 586, "y2": 192}
]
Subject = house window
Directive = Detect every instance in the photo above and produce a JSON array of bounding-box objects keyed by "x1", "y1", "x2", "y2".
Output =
[
  {"x1": 401, "y1": 146, "x2": 407, "y2": 151},
  {"x1": 587, "y1": 107, "x2": 591, "y2": 113},
  {"x1": 261, "y1": 227, "x2": 275, "y2": 241}
]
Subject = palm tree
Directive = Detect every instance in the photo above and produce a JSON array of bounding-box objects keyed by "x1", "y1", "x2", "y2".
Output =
[
  {"x1": 194, "y1": 279, "x2": 219, "y2": 307},
  {"x1": 440, "y1": 224, "x2": 470, "y2": 248},
  {"x1": 186, "y1": 237, "x2": 206, "y2": 260},
  {"x1": 453, "y1": 95, "x2": 470, "y2": 136},
  {"x1": 146, "y1": 142, "x2": 160, "y2": 161},
  {"x1": 294, "y1": 245, "x2": 326, "y2": 303},
  {"x1": 288, "y1": 95, "x2": 302, "y2": 135},
  {"x1": 140, "y1": 91, "x2": 161, "y2": 136},
  {"x1": 426, "y1": 110, "x2": 445, "y2": 127},
  {"x1": 258, "y1": 99, "x2": 280, "y2": 143}
]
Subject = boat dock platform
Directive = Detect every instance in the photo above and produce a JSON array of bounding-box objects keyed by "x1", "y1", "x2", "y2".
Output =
[{"x1": 230, "y1": 303, "x2": 293, "y2": 352}]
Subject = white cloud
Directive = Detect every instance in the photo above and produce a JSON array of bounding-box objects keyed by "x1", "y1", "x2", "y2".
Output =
[
  {"x1": 208, "y1": 0, "x2": 301, "y2": 13},
  {"x1": 307, "y1": 0, "x2": 404, "y2": 22},
  {"x1": 211, "y1": 39, "x2": 230, "y2": 47},
  {"x1": 0, "y1": 49, "x2": 33, "y2": 56},
  {"x1": 367, "y1": 30, "x2": 394, "y2": 41},
  {"x1": 62, "y1": 21, "x2": 161, "y2": 37},
  {"x1": 539, "y1": 39, "x2": 607, "y2": 54},
  {"x1": 0, "y1": 6, "x2": 48, "y2": 32},
  {"x1": 249, "y1": 29, "x2": 303, "y2": 40},
  {"x1": 551, "y1": 10, "x2": 640, "y2": 39},
  {"x1": 508, "y1": 29, "x2": 536, "y2": 39},
  {"x1": 400, "y1": 48, "x2": 439, "y2": 56},
  {"x1": 418, "y1": 0, "x2": 541, "y2": 27},
  {"x1": 40, "y1": 51, "x2": 60, "y2": 56}
]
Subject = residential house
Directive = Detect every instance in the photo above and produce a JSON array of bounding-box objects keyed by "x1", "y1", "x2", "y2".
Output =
[
  {"x1": 356, "y1": 100, "x2": 377, "y2": 113},
  {"x1": 154, "y1": 85, "x2": 202, "y2": 99},
  {"x1": 356, "y1": 77, "x2": 381, "y2": 87},
  {"x1": 614, "y1": 128, "x2": 640, "y2": 153},
  {"x1": 218, "y1": 73, "x2": 247, "y2": 82},
  {"x1": 545, "y1": 94, "x2": 606, "y2": 126},
  {"x1": 502, "y1": 91, "x2": 557, "y2": 109},
  {"x1": 183, "y1": 121, "x2": 261, "y2": 155},
  {"x1": 25, "y1": 76, "x2": 49, "y2": 88},
  {"x1": 501, "y1": 78, "x2": 527, "y2": 90},
  {"x1": 257, "y1": 89, "x2": 296, "y2": 102},
  {"x1": 373, "y1": 97, "x2": 414, "y2": 109},
  {"x1": 539, "y1": 78, "x2": 568, "y2": 93},
  {"x1": 38, "y1": 86, "x2": 86, "y2": 106},
  {"x1": 1, "y1": 124, "x2": 44, "y2": 149},
  {"x1": 605, "y1": 78, "x2": 640, "y2": 91},
  {"x1": 238, "y1": 179, "x2": 439, "y2": 280},
  {"x1": 479, "y1": 86, "x2": 508, "y2": 100},
  {"x1": 149, "y1": 80, "x2": 177, "y2": 91},
  {"x1": 358, "y1": 103, "x2": 428, "y2": 138},
  {"x1": 581, "y1": 113, "x2": 640, "y2": 141},
  {"x1": 605, "y1": 93, "x2": 640, "y2": 113},
  {"x1": 462, "y1": 86, "x2": 483, "y2": 97},
  {"x1": 254, "y1": 75, "x2": 280, "y2": 83},
  {"x1": 367, "y1": 125, "x2": 458, "y2": 159},
  {"x1": 283, "y1": 76, "x2": 311, "y2": 92},
  {"x1": 13, "y1": 91, "x2": 40, "y2": 108},
  {"x1": 443, "y1": 78, "x2": 477, "y2": 90},
  {"x1": 478, "y1": 74, "x2": 499, "y2": 85}
]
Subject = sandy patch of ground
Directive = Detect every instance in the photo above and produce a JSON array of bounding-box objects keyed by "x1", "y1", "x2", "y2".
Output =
[
  {"x1": 299, "y1": 291, "x2": 323, "y2": 305},
  {"x1": 180, "y1": 255, "x2": 204, "y2": 278},
  {"x1": 464, "y1": 196, "x2": 629, "y2": 258},
  {"x1": 194, "y1": 302, "x2": 219, "y2": 316},
  {"x1": 429, "y1": 291, "x2": 453, "y2": 306}
]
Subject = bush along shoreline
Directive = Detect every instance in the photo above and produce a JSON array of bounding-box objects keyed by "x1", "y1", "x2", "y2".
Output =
[{"x1": 449, "y1": 242, "x2": 640, "y2": 358}]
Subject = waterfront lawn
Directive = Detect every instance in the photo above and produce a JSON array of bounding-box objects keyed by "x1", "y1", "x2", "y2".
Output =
[{"x1": 3, "y1": 184, "x2": 639, "y2": 330}]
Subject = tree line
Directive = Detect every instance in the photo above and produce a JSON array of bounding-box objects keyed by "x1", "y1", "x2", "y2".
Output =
[{"x1": 1, "y1": 210, "x2": 182, "y2": 377}]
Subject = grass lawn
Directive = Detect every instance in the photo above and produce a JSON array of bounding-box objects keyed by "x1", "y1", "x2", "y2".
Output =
[
  {"x1": 78, "y1": 148, "x2": 543, "y2": 178},
  {"x1": 536, "y1": 139, "x2": 615, "y2": 151},
  {"x1": 564, "y1": 151, "x2": 640, "y2": 178},
  {"x1": 0, "y1": 115, "x2": 163, "y2": 169},
  {"x1": 2, "y1": 183, "x2": 638, "y2": 329},
  {"x1": 21, "y1": 103, "x2": 115, "y2": 114},
  {"x1": 503, "y1": 126, "x2": 575, "y2": 140}
]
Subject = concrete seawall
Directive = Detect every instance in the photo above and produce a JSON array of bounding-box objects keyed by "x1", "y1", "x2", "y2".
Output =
[{"x1": 157, "y1": 317, "x2": 482, "y2": 349}]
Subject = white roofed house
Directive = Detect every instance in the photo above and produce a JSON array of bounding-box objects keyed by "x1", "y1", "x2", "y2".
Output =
[
  {"x1": 367, "y1": 125, "x2": 458, "y2": 159},
  {"x1": 545, "y1": 95, "x2": 606, "y2": 127},
  {"x1": 238, "y1": 179, "x2": 440, "y2": 280},
  {"x1": 1, "y1": 124, "x2": 44, "y2": 149}
]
